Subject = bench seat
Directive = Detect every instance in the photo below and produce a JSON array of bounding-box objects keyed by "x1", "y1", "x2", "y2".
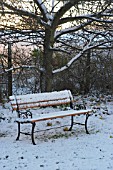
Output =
[{"x1": 16, "y1": 109, "x2": 92, "y2": 123}]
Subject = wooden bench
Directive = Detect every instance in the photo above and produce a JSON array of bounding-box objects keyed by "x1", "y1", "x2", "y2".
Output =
[{"x1": 9, "y1": 90, "x2": 92, "y2": 145}]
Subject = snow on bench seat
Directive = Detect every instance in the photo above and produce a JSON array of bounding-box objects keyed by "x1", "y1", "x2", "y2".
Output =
[{"x1": 16, "y1": 109, "x2": 92, "y2": 123}]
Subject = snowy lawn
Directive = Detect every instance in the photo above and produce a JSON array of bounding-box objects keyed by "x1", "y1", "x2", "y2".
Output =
[{"x1": 0, "y1": 95, "x2": 113, "y2": 170}]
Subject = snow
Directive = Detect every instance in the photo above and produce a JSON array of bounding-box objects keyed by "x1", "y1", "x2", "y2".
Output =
[
  {"x1": 9, "y1": 90, "x2": 73, "y2": 110},
  {"x1": 15, "y1": 109, "x2": 92, "y2": 123},
  {"x1": 9, "y1": 90, "x2": 73, "y2": 103},
  {"x1": 37, "y1": 0, "x2": 53, "y2": 23},
  {"x1": 0, "y1": 94, "x2": 113, "y2": 170}
]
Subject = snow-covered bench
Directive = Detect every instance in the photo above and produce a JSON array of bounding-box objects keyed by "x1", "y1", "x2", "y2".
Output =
[{"x1": 9, "y1": 90, "x2": 92, "y2": 145}]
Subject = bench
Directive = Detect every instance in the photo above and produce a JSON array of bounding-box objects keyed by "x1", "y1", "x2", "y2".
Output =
[{"x1": 9, "y1": 90, "x2": 92, "y2": 145}]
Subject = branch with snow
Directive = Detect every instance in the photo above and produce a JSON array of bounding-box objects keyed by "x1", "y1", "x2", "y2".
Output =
[
  {"x1": 0, "y1": 2, "x2": 38, "y2": 18},
  {"x1": 3, "y1": 65, "x2": 44, "y2": 73},
  {"x1": 53, "y1": 34, "x2": 113, "y2": 74},
  {"x1": 34, "y1": 0, "x2": 53, "y2": 23},
  {"x1": 55, "y1": 20, "x2": 92, "y2": 39},
  {"x1": 0, "y1": 1, "x2": 49, "y2": 28}
]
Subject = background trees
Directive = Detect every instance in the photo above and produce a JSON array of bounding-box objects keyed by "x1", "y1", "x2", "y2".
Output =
[{"x1": 0, "y1": 0, "x2": 113, "y2": 96}]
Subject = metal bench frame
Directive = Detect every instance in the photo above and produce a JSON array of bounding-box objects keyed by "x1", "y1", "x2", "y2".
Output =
[{"x1": 9, "y1": 90, "x2": 92, "y2": 145}]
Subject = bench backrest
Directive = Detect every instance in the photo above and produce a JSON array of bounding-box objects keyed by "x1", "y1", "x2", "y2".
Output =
[{"x1": 9, "y1": 90, "x2": 74, "y2": 111}]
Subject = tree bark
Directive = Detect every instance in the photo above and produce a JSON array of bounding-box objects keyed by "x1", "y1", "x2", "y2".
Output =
[
  {"x1": 8, "y1": 43, "x2": 12, "y2": 96},
  {"x1": 84, "y1": 50, "x2": 91, "y2": 94},
  {"x1": 41, "y1": 28, "x2": 54, "y2": 92}
]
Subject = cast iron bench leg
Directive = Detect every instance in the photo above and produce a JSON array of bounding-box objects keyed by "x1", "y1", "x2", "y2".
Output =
[
  {"x1": 85, "y1": 114, "x2": 90, "y2": 134},
  {"x1": 69, "y1": 115, "x2": 74, "y2": 131},
  {"x1": 31, "y1": 122, "x2": 36, "y2": 145},
  {"x1": 16, "y1": 122, "x2": 20, "y2": 140}
]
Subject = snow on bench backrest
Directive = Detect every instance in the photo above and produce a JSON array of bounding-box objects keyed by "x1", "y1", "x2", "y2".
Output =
[{"x1": 9, "y1": 90, "x2": 73, "y2": 111}]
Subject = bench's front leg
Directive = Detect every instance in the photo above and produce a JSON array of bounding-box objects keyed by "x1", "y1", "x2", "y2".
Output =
[
  {"x1": 69, "y1": 115, "x2": 74, "y2": 131},
  {"x1": 31, "y1": 122, "x2": 36, "y2": 145},
  {"x1": 85, "y1": 114, "x2": 90, "y2": 134},
  {"x1": 16, "y1": 122, "x2": 20, "y2": 141}
]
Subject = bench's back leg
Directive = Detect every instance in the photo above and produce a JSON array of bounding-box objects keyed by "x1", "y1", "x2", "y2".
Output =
[
  {"x1": 85, "y1": 114, "x2": 90, "y2": 134},
  {"x1": 16, "y1": 122, "x2": 20, "y2": 141},
  {"x1": 31, "y1": 122, "x2": 36, "y2": 145},
  {"x1": 69, "y1": 115, "x2": 74, "y2": 131}
]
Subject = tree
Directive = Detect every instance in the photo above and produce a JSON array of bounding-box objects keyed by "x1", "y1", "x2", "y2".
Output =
[{"x1": 0, "y1": 0, "x2": 113, "y2": 92}]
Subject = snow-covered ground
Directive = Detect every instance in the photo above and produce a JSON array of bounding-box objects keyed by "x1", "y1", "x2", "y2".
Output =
[{"x1": 0, "y1": 94, "x2": 113, "y2": 170}]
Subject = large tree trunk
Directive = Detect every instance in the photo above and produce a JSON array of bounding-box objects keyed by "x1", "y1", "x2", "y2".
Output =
[{"x1": 41, "y1": 28, "x2": 54, "y2": 92}]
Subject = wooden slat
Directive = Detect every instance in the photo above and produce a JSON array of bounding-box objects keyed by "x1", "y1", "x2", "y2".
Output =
[
  {"x1": 10, "y1": 97, "x2": 70, "y2": 106},
  {"x1": 9, "y1": 90, "x2": 73, "y2": 111},
  {"x1": 9, "y1": 90, "x2": 73, "y2": 103},
  {"x1": 11, "y1": 101, "x2": 71, "y2": 111},
  {"x1": 15, "y1": 109, "x2": 92, "y2": 123}
]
